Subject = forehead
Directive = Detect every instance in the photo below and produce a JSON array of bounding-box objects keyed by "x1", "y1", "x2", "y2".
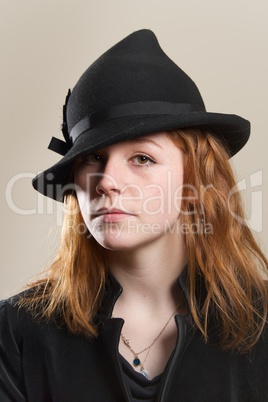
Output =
[
  {"x1": 102, "y1": 131, "x2": 173, "y2": 152},
  {"x1": 75, "y1": 132, "x2": 180, "y2": 162},
  {"x1": 128, "y1": 133, "x2": 165, "y2": 147}
]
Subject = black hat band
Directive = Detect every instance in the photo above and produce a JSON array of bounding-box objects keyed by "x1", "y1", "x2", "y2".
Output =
[
  {"x1": 70, "y1": 101, "x2": 198, "y2": 141},
  {"x1": 48, "y1": 101, "x2": 197, "y2": 156}
]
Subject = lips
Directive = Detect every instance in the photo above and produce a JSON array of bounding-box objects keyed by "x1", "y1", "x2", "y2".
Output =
[{"x1": 93, "y1": 208, "x2": 134, "y2": 223}]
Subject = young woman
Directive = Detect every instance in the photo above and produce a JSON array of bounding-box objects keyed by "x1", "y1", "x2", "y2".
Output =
[{"x1": 1, "y1": 29, "x2": 268, "y2": 402}]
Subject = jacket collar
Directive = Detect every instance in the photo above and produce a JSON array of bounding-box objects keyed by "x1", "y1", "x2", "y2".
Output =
[
  {"x1": 99, "y1": 268, "x2": 195, "y2": 401},
  {"x1": 98, "y1": 267, "x2": 191, "y2": 322}
]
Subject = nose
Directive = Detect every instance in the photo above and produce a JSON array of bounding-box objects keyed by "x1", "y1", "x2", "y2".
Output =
[{"x1": 95, "y1": 160, "x2": 122, "y2": 196}]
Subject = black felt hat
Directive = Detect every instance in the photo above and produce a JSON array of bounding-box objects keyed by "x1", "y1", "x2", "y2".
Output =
[{"x1": 32, "y1": 29, "x2": 250, "y2": 201}]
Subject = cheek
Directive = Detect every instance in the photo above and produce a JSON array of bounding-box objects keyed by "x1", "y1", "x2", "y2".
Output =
[
  {"x1": 141, "y1": 171, "x2": 183, "y2": 217},
  {"x1": 75, "y1": 189, "x2": 89, "y2": 222},
  {"x1": 74, "y1": 170, "x2": 98, "y2": 216},
  {"x1": 142, "y1": 185, "x2": 165, "y2": 215},
  {"x1": 75, "y1": 187, "x2": 98, "y2": 228},
  {"x1": 74, "y1": 168, "x2": 97, "y2": 194}
]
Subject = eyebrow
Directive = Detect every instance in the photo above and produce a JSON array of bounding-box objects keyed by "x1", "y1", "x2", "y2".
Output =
[{"x1": 130, "y1": 137, "x2": 163, "y2": 150}]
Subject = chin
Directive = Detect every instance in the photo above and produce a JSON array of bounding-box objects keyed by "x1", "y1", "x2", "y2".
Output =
[
  {"x1": 94, "y1": 237, "x2": 138, "y2": 251},
  {"x1": 89, "y1": 220, "x2": 139, "y2": 250}
]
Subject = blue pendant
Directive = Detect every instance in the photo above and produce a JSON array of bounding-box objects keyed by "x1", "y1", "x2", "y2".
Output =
[{"x1": 133, "y1": 357, "x2": 140, "y2": 366}]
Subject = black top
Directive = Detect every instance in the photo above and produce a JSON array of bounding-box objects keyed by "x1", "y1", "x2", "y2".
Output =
[
  {"x1": 120, "y1": 355, "x2": 162, "y2": 402},
  {"x1": 1, "y1": 275, "x2": 268, "y2": 401}
]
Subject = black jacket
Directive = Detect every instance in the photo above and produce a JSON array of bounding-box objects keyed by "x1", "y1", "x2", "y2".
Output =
[{"x1": 0, "y1": 275, "x2": 268, "y2": 402}]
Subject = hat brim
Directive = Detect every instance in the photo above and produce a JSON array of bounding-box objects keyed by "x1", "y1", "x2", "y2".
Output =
[{"x1": 32, "y1": 111, "x2": 250, "y2": 201}]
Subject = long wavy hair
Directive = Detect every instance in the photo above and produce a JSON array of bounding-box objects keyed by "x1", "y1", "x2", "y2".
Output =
[{"x1": 20, "y1": 128, "x2": 268, "y2": 351}]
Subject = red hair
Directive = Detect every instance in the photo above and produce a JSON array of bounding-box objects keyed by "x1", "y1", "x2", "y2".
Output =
[
  {"x1": 20, "y1": 128, "x2": 268, "y2": 352},
  {"x1": 172, "y1": 128, "x2": 268, "y2": 351}
]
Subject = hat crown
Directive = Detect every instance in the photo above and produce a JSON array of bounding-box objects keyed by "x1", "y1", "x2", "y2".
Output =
[
  {"x1": 67, "y1": 29, "x2": 205, "y2": 133},
  {"x1": 33, "y1": 29, "x2": 250, "y2": 200}
]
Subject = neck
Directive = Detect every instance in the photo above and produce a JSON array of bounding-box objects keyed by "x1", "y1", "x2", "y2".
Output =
[
  {"x1": 105, "y1": 233, "x2": 187, "y2": 312},
  {"x1": 105, "y1": 232, "x2": 187, "y2": 380}
]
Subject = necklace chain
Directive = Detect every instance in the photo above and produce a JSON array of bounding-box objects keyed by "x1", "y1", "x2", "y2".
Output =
[{"x1": 120, "y1": 303, "x2": 180, "y2": 378}]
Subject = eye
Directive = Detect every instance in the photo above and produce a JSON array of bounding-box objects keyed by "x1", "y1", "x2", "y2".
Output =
[
  {"x1": 131, "y1": 154, "x2": 155, "y2": 166},
  {"x1": 81, "y1": 152, "x2": 102, "y2": 165}
]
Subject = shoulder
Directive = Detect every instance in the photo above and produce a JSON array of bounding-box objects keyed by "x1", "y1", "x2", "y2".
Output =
[
  {"x1": 0, "y1": 294, "x2": 24, "y2": 353},
  {"x1": 0, "y1": 290, "x2": 28, "y2": 319},
  {"x1": 0, "y1": 288, "x2": 40, "y2": 343},
  {"x1": 1, "y1": 287, "x2": 37, "y2": 310}
]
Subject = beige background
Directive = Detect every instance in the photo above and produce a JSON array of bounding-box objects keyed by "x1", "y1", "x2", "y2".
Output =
[{"x1": 1, "y1": 0, "x2": 267, "y2": 298}]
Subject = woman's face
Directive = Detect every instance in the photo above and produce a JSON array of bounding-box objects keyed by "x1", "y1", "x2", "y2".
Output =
[{"x1": 74, "y1": 132, "x2": 184, "y2": 250}]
